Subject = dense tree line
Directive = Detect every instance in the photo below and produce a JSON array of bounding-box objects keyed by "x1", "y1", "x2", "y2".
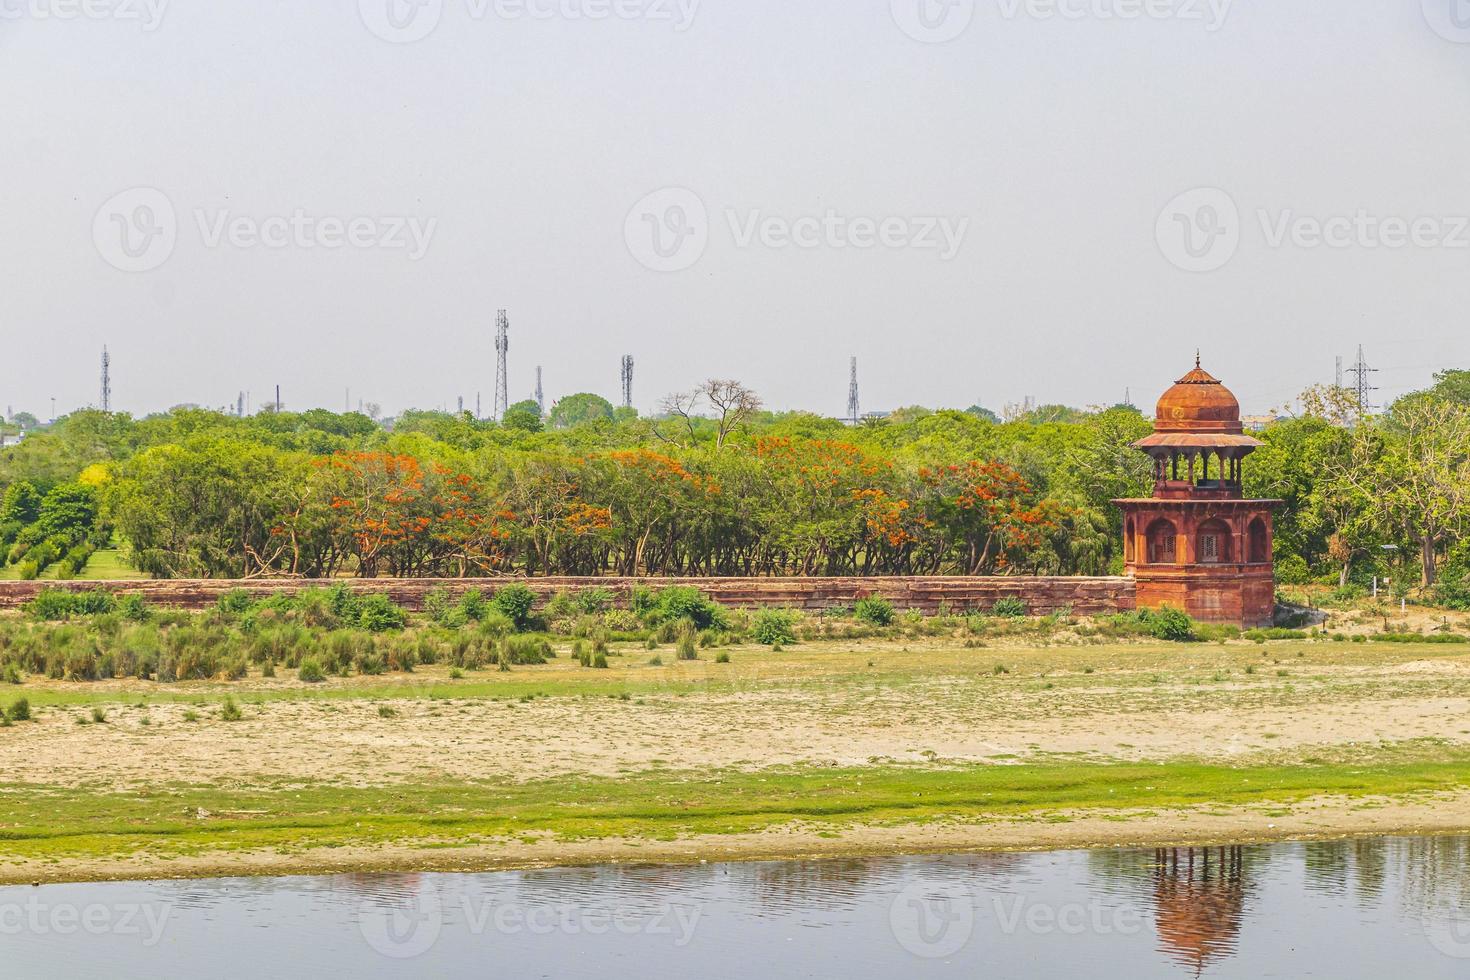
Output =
[{"x1": 0, "y1": 372, "x2": 1466, "y2": 598}]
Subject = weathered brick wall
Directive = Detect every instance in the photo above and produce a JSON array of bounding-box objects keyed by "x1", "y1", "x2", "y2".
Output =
[{"x1": 0, "y1": 576, "x2": 1136, "y2": 615}]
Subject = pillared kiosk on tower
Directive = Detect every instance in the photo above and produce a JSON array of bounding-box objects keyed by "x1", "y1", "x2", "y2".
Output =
[{"x1": 1115, "y1": 361, "x2": 1281, "y2": 628}]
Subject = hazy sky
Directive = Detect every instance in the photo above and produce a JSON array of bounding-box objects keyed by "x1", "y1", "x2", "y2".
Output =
[{"x1": 3, "y1": 0, "x2": 1469, "y2": 421}]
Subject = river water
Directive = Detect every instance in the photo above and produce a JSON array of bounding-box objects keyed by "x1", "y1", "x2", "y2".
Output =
[{"x1": 4, "y1": 836, "x2": 1470, "y2": 978}]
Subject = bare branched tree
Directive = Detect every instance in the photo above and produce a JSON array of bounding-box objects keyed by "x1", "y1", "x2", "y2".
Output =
[
  {"x1": 700, "y1": 379, "x2": 761, "y2": 449},
  {"x1": 654, "y1": 389, "x2": 702, "y2": 447}
]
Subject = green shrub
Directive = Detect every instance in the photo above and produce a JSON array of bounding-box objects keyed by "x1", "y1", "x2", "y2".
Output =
[
  {"x1": 1148, "y1": 606, "x2": 1197, "y2": 642},
  {"x1": 26, "y1": 588, "x2": 77, "y2": 621},
  {"x1": 2, "y1": 663, "x2": 21, "y2": 685},
  {"x1": 1377, "y1": 632, "x2": 1469, "y2": 644},
  {"x1": 574, "y1": 588, "x2": 616, "y2": 614},
  {"x1": 117, "y1": 594, "x2": 150, "y2": 622},
  {"x1": 991, "y1": 597, "x2": 1028, "y2": 618},
  {"x1": 715, "y1": 652, "x2": 731, "y2": 664},
  {"x1": 752, "y1": 608, "x2": 799, "y2": 646},
  {"x1": 676, "y1": 626, "x2": 698, "y2": 661},
  {"x1": 355, "y1": 594, "x2": 407, "y2": 633},
  {"x1": 854, "y1": 595, "x2": 895, "y2": 627},
  {"x1": 220, "y1": 696, "x2": 243, "y2": 721},
  {"x1": 592, "y1": 652, "x2": 610, "y2": 669},
  {"x1": 6, "y1": 697, "x2": 31, "y2": 721},
  {"x1": 422, "y1": 586, "x2": 454, "y2": 622},
  {"x1": 90, "y1": 706, "x2": 107, "y2": 724},
  {"x1": 1433, "y1": 578, "x2": 1470, "y2": 612},
  {"x1": 492, "y1": 584, "x2": 538, "y2": 629},
  {"x1": 1243, "y1": 628, "x2": 1309, "y2": 641},
  {"x1": 457, "y1": 588, "x2": 489, "y2": 621},
  {"x1": 217, "y1": 589, "x2": 257, "y2": 616},
  {"x1": 653, "y1": 587, "x2": 726, "y2": 630},
  {"x1": 298, "y1": 658, "x2": 326, "y2": 683}
]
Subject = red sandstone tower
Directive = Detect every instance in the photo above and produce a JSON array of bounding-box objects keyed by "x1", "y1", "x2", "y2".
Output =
[{"x1": 1114, "y1": 360, "x2": 1280, "y2": 628}]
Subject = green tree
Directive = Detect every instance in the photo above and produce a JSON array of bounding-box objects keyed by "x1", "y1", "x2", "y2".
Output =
[
  {"x1": 503, "y1": 400, "x2": 544, "y2": 433},
  {"x1": 547, "y1": 393, "x2": 615, "y2": 430}
]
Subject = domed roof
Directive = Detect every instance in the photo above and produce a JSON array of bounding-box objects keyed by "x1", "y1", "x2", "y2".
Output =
[
  {"x1": 1133, "y1": 357, "x2": 1263, "y2": 450},
  {"x1": 1155, "y1": 360, "x2": 1242, "y2": 433}
]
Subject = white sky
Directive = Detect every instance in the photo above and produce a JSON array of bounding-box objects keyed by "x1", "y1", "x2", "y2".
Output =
[{"x1": 2, "y1": 0, "x2": 1468, "y2": 420}]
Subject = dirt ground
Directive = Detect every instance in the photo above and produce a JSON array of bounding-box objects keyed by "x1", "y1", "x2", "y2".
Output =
[{"x1": 5, "y1": 640, "x2": 1470, "y2": 791}]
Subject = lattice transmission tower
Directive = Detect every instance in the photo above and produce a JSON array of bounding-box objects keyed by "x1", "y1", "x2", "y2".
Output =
[
  {"x1": 1346, "y1": 345, "x2": 1379, "y2": 414},
  {"x1": 847, "y1": 357, "x2": 860, "y2": 423},
  {"x1": 100, "y1": 347, "x2": 111, "y2": 412},
  {"x1": 620, "y1": 355, "x2": 635, "y2": 410},
  {"x1": 535, "y1": 366, "x2": 545, "y2": 416},
  {"x1": 493, "y1": 310, "x2": 510, "y2": 420}
]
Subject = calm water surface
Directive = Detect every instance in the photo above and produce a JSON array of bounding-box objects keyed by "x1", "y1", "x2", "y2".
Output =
[{"x1": 5, "y1": 836, "x2": 1470, "y2": 978}]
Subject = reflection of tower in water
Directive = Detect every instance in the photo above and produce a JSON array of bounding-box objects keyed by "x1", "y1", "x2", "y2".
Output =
[{"x1": 1152, "y1": 846, "x2": 1249, "y2": 975}]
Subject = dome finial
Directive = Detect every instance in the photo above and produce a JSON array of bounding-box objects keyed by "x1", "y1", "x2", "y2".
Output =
[{"x1": 1195, "y1": 350, "x2": 1201, "y2": 370}]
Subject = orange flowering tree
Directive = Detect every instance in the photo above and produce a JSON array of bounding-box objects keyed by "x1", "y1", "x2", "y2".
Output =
[{"x1": 917, "y1": 460, "x2": 1066, "y2": 574}]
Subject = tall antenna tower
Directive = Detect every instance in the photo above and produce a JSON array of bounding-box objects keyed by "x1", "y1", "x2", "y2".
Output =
[
  {"x1": 1347, "y1": 345, "x2": 1379, "y2": 414},
  {"x1": 1335, "y1": 356, "x2": 1344, "y2": 389},
  {"x1": 493, "y1": 310, "x2": 510, "y2": 420},
  {"x1": 620, "y1": 356, "x2": 634, "y2": 410},
  {"x1": 846, "y1": 357, "x2": 860, "y2": 423},
  {"x1": 535, "y1": 367, "x2": 544, "y2": 416},
  {"x1": 99, "y1": 347, "x2": 111, "y2": 412}
]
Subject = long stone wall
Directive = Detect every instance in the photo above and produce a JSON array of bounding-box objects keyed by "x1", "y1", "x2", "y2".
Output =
[{"x1": 0, "y1": 576, "x2": 1135, "y2": 616}]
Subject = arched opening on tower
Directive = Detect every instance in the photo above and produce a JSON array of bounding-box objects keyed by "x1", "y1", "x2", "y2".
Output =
[
  {"x1": 1197, "y1": 518, "x2": 1233, "y2": 564},
  {"x1": 1248, "y1": 517, "x2": 1269, "y2": 564},
  {"x1": 1146, "y1": 518, "x2": 1178, "y2": 565}
]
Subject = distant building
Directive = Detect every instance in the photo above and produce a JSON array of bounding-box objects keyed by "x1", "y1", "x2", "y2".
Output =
[{"x1": 1240, "y1": 413, "x2": 1278, "y2": 432}]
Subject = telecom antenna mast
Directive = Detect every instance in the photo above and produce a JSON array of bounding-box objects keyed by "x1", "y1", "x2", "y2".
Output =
[
  {"x1": 620, "y1": 355, "x2": 634, "y2": 410},
  {"x1": 1346, "y1": 345, "x2": 1379, "y2": 415},
  {"x1": 535, "y1": 366, "x2": 545, "y2": 415},
  {"x1": 847, "y1": 356, "x2": 860, "y2": 423},
  {"x1": 493, "y1": 310, "x2": 510, "y2": 420},
  {"x1": 100, "y1": 347, "x2": 111, "y2": 412}
]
